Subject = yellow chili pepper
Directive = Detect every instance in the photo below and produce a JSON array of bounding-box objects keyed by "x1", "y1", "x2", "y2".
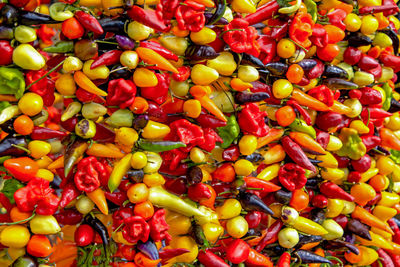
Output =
[
  {"x1": 352, "y1": 206, "x2": 394, "y2": 234},
  {"x1": 142, "y1": 120, "x2": 171, "y2": 139},
  {"x1": 230, "y1": 78, "x2": 253, "y2": 92},
  {"x1": 378, "y1": 191, "x2": 400, "y2": 207},
  {"x1": 86, "y1": 143, "x2": 125, "y2": 158},
  {"x1": 261, "y1": 144, "x2": 286, "y2": 165},
  {"x1": 257, "y1": 128, "x2": 285, "y2": 149},
  {"x1": 135, "y1": 47, "x2": 178, "y2": 74},
  {"x1": 356, "y1": 231, "x2": 394, "y2": 250},
  {"x1": 190, "y1": 85, "x2": 227, "y2": 122},
  {"x1": 281, "y1": 207, "x2": 328, "y2": 235},
  {"x1": 315, "y1": 152, "x2": 338, "y2": 168},
  {"x1": 47, "y1": 155, "x2": 64, "y2": 170},
  {"x1": 73, "y1": 71, "x2": 107, "y2": 96},
  {"x1": 256, "y1": 163, "x2": 280, "y2": 181},
  {"x1": 372, "y1": 205, "x2": 397, "y2": 222},
  {"x1": 360, "y1": 168, "x2": 379, "y2": 182},
  {"x1": 331, "y1": 100, "x2": 352, "y2": 114},
  {"x1": 108, "y1": 153, "x2": 133, "y2": 193}
]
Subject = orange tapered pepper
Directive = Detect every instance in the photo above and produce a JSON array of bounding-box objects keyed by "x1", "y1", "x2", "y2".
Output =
[
  {"x1": 190, "y1": 85, "x2": 227, "y2": 122},
  {"x1": 291, "y1": 88, "x2": 331, "y2": 112},
  {"x1": 136, "y1": 47, "x2": 179, "y2": 74},
  {"x1": 257, "y1": 128, "x2": 284, "y2": 148},
  {"x1": 47, "y1": 155, "x2": 64, "y2": 170},
  {"x1": 87, "y1": 188, "x2": 109, "y2": 215},
  {"x1": 74, "y1": 71, "x2": 108, "y2": 97},
  {"x1": 380, "y1": 128, "x2": 400, "y2": 150},
  {"x1": 352, "y1": 206, "x2": 394, "y2": 235},
  {"x1": 86, "y1": 143, "x2": 125, "y2": 158},
  {"x1": 331, "y1": 100, "x2": 352, "y2": 114},
  {"x1": 289, "y1": 132, "x2": 326, "y2": 154}
]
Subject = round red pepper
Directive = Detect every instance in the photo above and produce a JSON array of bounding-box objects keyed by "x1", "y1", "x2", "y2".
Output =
[{"x1": 278, "y1": 163, "x2": 307, "y2": 191}]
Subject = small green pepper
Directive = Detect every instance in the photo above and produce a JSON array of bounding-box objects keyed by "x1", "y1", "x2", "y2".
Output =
[
  {"x1": 336, "y1": 127, "x2": 367, "y2": 160},
  {"x1": 289, "y1": 118, "x2": 316, "y2": 139},
  {"x1": 217, "y1": 115, "x2": 240, "y2": 148},
  {"x1": 137, "y1": 140, "x2": 186, "y2": 152},
  {"x1": 0, "y1": 67, "x2": 25, "y2": 99},
  {"x1": 49, "y1": 2, "x2": 74, "y2": 21},
  {"x1": 43, "y1": 41, "x2": 74, "y2": 53},
  {"x1": 14, "y1": 25, "x2": 37, "y2": 44}
]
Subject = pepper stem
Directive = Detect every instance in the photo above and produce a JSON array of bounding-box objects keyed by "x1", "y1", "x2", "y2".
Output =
[
  {"x1": 0, "y1": 212, "x2": 35, "y2": 226},
  {"x1": 26, "y1": 59, "x2": 65, "y2": 90}
]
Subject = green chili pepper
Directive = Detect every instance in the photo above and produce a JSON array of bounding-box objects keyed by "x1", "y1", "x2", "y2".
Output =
[
  {"x1": 217, "y1": 115, "x2": 240, "y2": 148},
  {"x1": 336, "y1": 127, "x2": 366, "y2": 160},
  {"x1": 61, "y1": 102, "x2": 82, "y2": 122},
  {"x1": 64, "y1": 139, "x2": 89, "y2": 177},
  {"x1": 108, "y1": 153, "x2": 133, "y2": 193},
  {"x1": 49, "y1": 2, "x2": 74, "y2": 21},
  {"x1": 382, "y1": 82, "x2": 392, "y2": 111},
  {"x1": 304, "y1": 0, "x2": 317, "y2": 22},
  {"x1": 278, "y1": 0, "x2": 301, "y2": 14},
  {"x1": 43, "y1": 41, "x2": 74, "y2": 53},
  {"x1": 289, "y1": 118, "x2": 316, "y2": 139},
  {"x1": 0, "y1": 67, "x2": 26, "y2": 99},
  {"x1": 148, "y1": 186, "x2": 205, "y2": 217},
  {"x1": 137, "y1": 140, "x2": 186, "y2": 152}
]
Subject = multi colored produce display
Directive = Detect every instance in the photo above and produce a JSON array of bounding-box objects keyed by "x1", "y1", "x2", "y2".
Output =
[{"x1": 2, "y1": 0, "x2": 400, "y2": 266}]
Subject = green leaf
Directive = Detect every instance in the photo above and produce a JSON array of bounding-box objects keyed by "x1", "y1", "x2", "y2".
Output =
[
  {"x1": 217, "y1": 115, "x2": 240, "y2": 148},
  {"x1": 0, "y1": 67, "x2": 25, "y2": 99},
  {"x1": 0, "y1": 179, "x2": 24, "y2": 204}
]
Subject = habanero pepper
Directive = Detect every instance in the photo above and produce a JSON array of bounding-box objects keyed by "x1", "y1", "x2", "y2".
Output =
[
  {"x1": 148, "y1": 209, "x2": 171, "y2": 242},
  {"x1": 156, "y1": 0, "x2": 179, "y2": 22},
  {"x1": 307, "y1": 85, "x2": 334, "y2": 107},
  {"x1": 106, "y1": 78, "x2": 136, "y2": 109},
  {"x1": 238, "y1": 103, "x2": 269, "y2": 137},
  {"x1": 175, "y1": 0, "x2": 206, "y2": 32},
  {"x1": 172, "y1": 66, "x2": 191, "y2": 81},
  {"x1": 25, "y1": 69, "x2": 55, "y2": 106},
  {"x1": 289, "y1": 12, "x2": 314, "y2": 48},
  {"x1": 122, "y1": 216, "x2": 150, "y2": 244},
  {"x1": 198, "y1": 128, "x2": 223, "y2": 152},
  {"x1": 187, "y1": 183, "x2": 212, "y2": 202},
  {"x1": 140, "y1": 73, "x2": 170, "y2": 105},
  {"x1": 165, "y1": 119, "x2": 205, "y2": 148},
  {"x1": 74, "y1": 156, "x2": 108, "y2": 193},
  {"x1": 327, "y1": 9, "x2": 346, "y2": 30},
  {"x1": 257, "y1": 36, "x2": 277, "y2": 65},
  {"x1": 310, "y1": 24, "x2": 328, "y2": 48},
  {"x1": 278, "y1": 163, "x2": 307, "y2": 191},
  {"x1": 223, "y1": 18, "x2": 260, "y2": 56}
]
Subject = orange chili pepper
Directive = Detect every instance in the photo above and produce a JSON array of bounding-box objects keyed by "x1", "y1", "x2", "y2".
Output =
[
  {"x1": 86, "y1": 143, "x2": 125, "y2": 158},
  {"x1": 257, "y1": 128, "x2": 285, "y2": 148},
  {"x1": 87, "y1": 188, "x2": 109, "y2": 215},
  {"x1": 74, "y1": 71, "x2": 108, "y2": 97},
  {"x1": 380, "y1": 128, "x2": 400, "y2": 150},
  {"x1": 291, "y1": 88, "x2": 331, "y2": 112},
  {"x1": 289, "y1": 132, "x2": 326, "y2": 154},
  {"x1": 352, "y1": 206, "x2": 394, "y2": 235},
  {"x1": 136, "y1": 47, "x2": 179, "y2": 74}
]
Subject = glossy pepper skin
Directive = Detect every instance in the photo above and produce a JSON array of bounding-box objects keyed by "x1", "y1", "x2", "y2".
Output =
[
  {"x1": 106, "y1": 78, "x2": 137, "y2": 109},
  {"x1": 281, "y1": 136, "x2": 317, "y2": 172},
  {"x1": 278, "y1": 163, "x2": 307, "y2": 191},
  {"x1": 74, "y1": 11, "x2": 104, "y2": 35},
  {"x1": 74, "y1": 156, "x2": 108, "y2": 193}
]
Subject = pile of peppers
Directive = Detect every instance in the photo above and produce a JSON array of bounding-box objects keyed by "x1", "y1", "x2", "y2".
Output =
[{"x1": 3, "y1": 0, "x2": 400, "y2": 266}]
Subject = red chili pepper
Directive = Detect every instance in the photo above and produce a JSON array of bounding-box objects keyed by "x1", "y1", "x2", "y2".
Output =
[
  {"x1": 104, "y1": 191, "x2": 128, "y2": 207},
  {"x1": 4, "y1": 157, "x2": 39, "y2": 183},
  {"x1": 306, "y1": 59, "x2": 325, "y2": 79},
  {"x1": 243, "y1": 0, "x2": 279, "y2": 25},
  {"x1": 238, "y1": 103, "x2": 269, "y2": 137},
  {"x1": 75, "y1": 224, "x2": 95, "y2": 247},
  {"x1": 320, "y1": 181, "x2": 355, "y2": 202},
  {"x1": 156, "y1": 0, "x2": 180, "y2": 22},
  {"x1": 148, "y1": 209, "x2": 171, "y2": 242},
  {"x1": 246, "y1": 248, "x2": 273, "y2": 267},
  {"x1": 361, "y1": 135, "x2": 381, "y2": 151},
  {"x1": 223, "y1": 18, "x2": 260, "y2": 56},
  {"x1": 31, "y1": 126, "x2": 68, "y2": 140},
  {"x1": 287, "y1": 100, "x2": 313, "y2": 125},
  {"x1": 386, "y1": 250, "x2": 400, "y2": 267},
  {"x1": 359, "y1": 87, "x2": 383, "y2": 105},
  {"x1": 161, "y1": 149, "x2": 188, "y2": 171},
  {"x1": 222, "y1": 145, "x2": 240, "y2": 161},
  {"x1": 197, "y1": 112, "x2": 227, "y2": 128},
  {"x1": 372, "y1": 249, "x2": 395, "y2": 267},
  {"x1": 361, "y1": 107, "x2": 392, "y2": 120},
  {"x1": 0, "y1": 40, "x2": 13, "y2": 66},
  {"x1": 122, "y1": 216, "x2": 150, "y2": 243},
  {"x1": 74, "y1": 156, "x2": 108, "y2": 193},
  {"x1": 198, "y1": 249, "x2": 230, "y2": 267},
  {"x1": 106, "y1": 78, "x2": 136, "y2": 109},
  {"x1": 127, "y1": 6, "x2": 170, "y2": 32},
  {"x1": 59, "y1": 182, "x2": 80, "y2": 208},
  {"x1": 307, "y1": 85, "x2": 334, "y2": 108},
  {"x1": 188, "y1": 182, "x2": 212, "y2": 202},
  {"x1": 140, "y1": 73, "x2": 170, "y2": 104},
  {"x1": 54, "y1": 209, "x2": 83, "y2": 225},
  {"x1": 255, "y1": 220, "x2": 284, "y2": 252},
  {"x1": 278, "y1": 163, "x2": 307, "y2": 191},
  {"x1": 14, "y1": 178, "x2": 60, "y2": 215},
  {"x1": 281, "y1": 136, "x2": 317, "y2": 173},
  {"x1": 263, "y1": 19, "x2": 289, "y2": 40},
  {"x1": 389, "y1": 219, "x2": 400, "y2": 244},
  {"x1": 91, "y1": 50, "x2": 122, "y2": 69},
  {"x1": 244, "y1": 177, "x2": 281, "y2": 192},
  {"x1": 175, "y1": 0, "x2": 206, "y2": 32},
  {"x1": 359, "y1": 5, "x2": 399, "y2": 14},
  {"x1": 310, "y1": 24, "x2": 328, "y2": 48},
  {"x1": 113, "y1": 207, "x2": 134, "y2": 228},
  {"x1": 37, "y1": 25, "x2": 56, "y2": 45},
  {"x1": 74, "y1": 11, "x2": 104, "y2": 35},
  {"x1": 347, "y1": 171, "x2": 362, "y2": 183},
  {"x1": 159, "y1": 248, "x2": 190, "y2": 263},
  {"x1": 198, "y1": 128, "x2": 223, "y2": 152},
  {"x1": 327, "y1": 9, "x2": 347, "y2": 30},
  {"x1": 289, "y1": 12, "x2": 314, "y2": 48},
  {"x1": 380, "y1": 52, "x2": 400, "y2": 72},
  {"x1": 277, "y1": 252, "x2": 291, "y2": 267},
  {"x1": 257, "y1": 36, "x2": 277, "y2": 65},
  {"x1": 140, "y1": 41, "x2": 179, "y2": 62},
  {"x1": 25, "y1": 69, "x2": 55, "y2": 106},
  {"x1": 226, "y1": 239, "x2": 250, "y2": 264}
]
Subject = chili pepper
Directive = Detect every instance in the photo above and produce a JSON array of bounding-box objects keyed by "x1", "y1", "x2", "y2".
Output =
[
  {"x1": 87, "y1": 188, "x2": 108, "y2": 215},
  {"x1": 323, "y1": 78, "x2": 358, "y2": 90},
  {"x1": 19, "y1": 10, "x2": 59, "y2": 25},
  {"x1": 198, "y1": 249, "x2": 230, "y2": 267},
  {"x1": 185, "y1": 45, "x2": 220, "y2": 61},
  {"x1": 246, "y1": 247, "x2": 273, "y2": 267},
  {"x1": 216, "y1": 115, "x2": 239, "y2": 148},
  {"x1": 257, "y1": 36, "x2": 277, "y2": 64},
  {"x1": 238, "y1": 190, "x2": 274, "y2": 215},
  {"x1": 59, "y1": 182, "x2": 80, "y2": 208},
  {"x1": 291, "y1": 88, "x2": 330, "y2": 112},
  {"x1": 140, "y1": 41, "x2": 178, "y2": 62},
  {"x1": 30, "y1": 126, "x2": 67, "y2": 140},
  {"x1": 148, "y1": 186, "x2": 204, "y2": 217},
  {"x1": 90, "y1": 50, "x2": 122, "y2": 69},
  {"x1": 122, "y1": 216, "x2": 150, "y2": 244},
  {"x1": 191, "y1": 87, "x2": 227, "y2": 122},
  {"x1": 336, "y1": 128, "x2": 366, "y2": 160},
  {"x1": 281, "y1": 136, "x2": 317, "y2": 172},
  {"x1": 244, "y1": 0, "x2": 279, "y2": 25},
  {"x1": 244, "y1": 177, "x2": 281, "y2": 192},
  {"x1": 223, "y1": 18, "x2": 259, "y2": 55},
  {"x1": 235, "y1": 91, "x2": 270, "y2": 104},
  {"x1": 63, "y1": 139, "x2": 88, "y2": 177},
  {"x1": 137, "y1": 240, "x2": 159, "y2": 260},
  {"x1": 176, "y1": 0, "x2": 206, "y2": 32},
  {"x1": 0, "y1": 136, "x2": 27, "y2": 157},
  {"x1": 277, "y1": 252, "x2": 291, "y2": 267},
  {"x1": 98, "y1": 17, "x2": 126, "y2": 34},
  {"x1": 74, "y1": 156, "x2": 108, "y2": 193},
  {"x1": 359, "y1": 5, "x2": 399, "y2": 14},
  {"x1": 320, "y1": 181, "x2": 355, "y2": 202},
  {"x1": 326, "y1": 8, "x2": 346, "y2": 30},
  {"x1": 386, "y1": 250, "x2": 400, "y2": 267},
  {"x1": 148, "y1": 209, "x2": 171, "y2": 241},
  {"x1": 54, "y1": 209, "x2": 82, "y2": 225},
  {"x1": 74, "y1": 11, "x2": 103, "y2": 35},
  {"x1": 310, "y1": 24, "x2": 328, "y2": 48},
  {"x1": 352, "y1": 206, "x2": 394, "y2": 234},
  {"x1": 84, "y1": 214, "x2": 109, "y2": 258},
  {"x1": 156, "y1": 0, "x2": 179, "y2": 22},
  {"x1": 4, "y1": 157, "x2": 38, "y2": 182},
  {"x1": 296, "y1": 234, "x2": 323, "y2": 249},
  {"x1": 389, "y1": 219, "x2": 400, "y2": 244},
  {"x1": 43, "y1": 41, "x2": 74, "y2": 54},
  {"x1": 141, "y1": 73, "x2": 170, "y2": 105},
  {"x1": 295, "y1": 250, "x2": 332, "y2": 264},
  {"x1": 197, "y1": 112, "x2": 227, "y2": 128},
  {"x1": 289, "y1": 12, "x2": 314, "y2": 48},
  {"x1": 282, "y1": 206, "x2": 328, "y2": 235},
  {"x1": 159, "y1": 248, "x2": 189, "y2": 263},
  {"x1": 278, "y1": 163, "x2": 307, "y2": 191},
  {"x1": 372, "y1": 249, "x2": 395, "y2": 267},
  {"x1": 106, "y1": 78, "x2": 136, "y2": 109},
  {"x1": 255, "y1": 220, "x2": 284, "y2": 252},
  {"x1": 286, "y1": 100, "x2": 312, "y2": 125},
  {"x1": 238, "y1": 103, "x2": 269, "y2": 137},
  {"x1": 290, "y1": 132, "x2": 326, "y2": 155},
  {"x1": 225, "y1": 239, "x2": 250, "y2": 264},
  {"x1": 188, "y1": 183, "x2": 212, "y2": 202},
  {"x1": 380, "y1": 53, "x2": 400, "y2": 72},
  {"x1": 74, "y1": 71, "x2": 107, "y2": 97},
  {"x1": 207, "y1": 0, "x2": 226, "y2": 24},
  {"x1": 127, "y1": 6, "x2": 170, "y2": 32},
  {"x1": 108, "y1": 154, "x2": 132, "y2": 193},
  {"x1": 0, "y1": 67, "x2": 25, "y2": 100},
  {"x1": 380, "y1": 128, "x2": 400, "y2": 150},
  {"x1": 14, "y1": 178, "x2": 59, "y2": 215},
  {"x1": 138, "y1": 140, "x2": 186, "y2": 153}
]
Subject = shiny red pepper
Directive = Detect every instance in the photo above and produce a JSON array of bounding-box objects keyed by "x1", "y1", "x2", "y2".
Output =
[
  {"x1": 243, "y1": 0, "x2": 279, "y2": 25},
  {"x1": 31, "y1": 126, "x2": 68, "y2": 140},
  {"x1": 122, "y1": 216, "x2": 150, "y2": 243},
  {"x1": 148, "y1": 209, "x2": 171, "y2": 241},
  {"x1": 175, "y1": 0, "x2": 206, "y2": 32},
  {"x1": 277, "y1": 252, "x2": 291, "y2": 267},
  {"x1": 127, "y1": 6, "x2": 170, "y2": 32},
  {"x1": 287, "y1": 99, "x2": 313, "y2": 124},
  {"x1": 166, "y1": 119, "x2": 205, "y2": 148},
  {"x1": 223, "y1": 18, "x2": 260, "y2": 56},
  {"x1": 327, "y1": 9, "x2": 347, "y2": 30},
  {"x1": 320, "y1": 181, "x2": 355, "y2": 202},
  {"x1": 91, "y1": 50, "x2": 122, "y2": 69},
  {"x1": 141, "y1": 73, "x2": 170, "y2": 104},
  {"x1": 361, "y1": 135, "x2": 381, "y2": 151},
  {"x1": 106, "y1": 78, "x2": 136, "y2": 109},
  {"x1": 281, "y1": 136, "x2": 317, "y2": 172},
  {"x1": 105, "y1": 191, "x2": 128, "y2": 207},
  {"x1": 4, "y1": 157, "x2": 39, "y2": 183},
  {"x1": 310, "y1": 24, "x2": 328, "y2": 48},
  {"x1": 198, "y1": 128, "x2": 223, "y2": 152},
  {"x1": 0, "y1": 40, "x2": 13, "y2": 66},
  {"x1": 238, "y1": 103, "x2": 269, "y2": 137},
  {"x1": 278, "y1": 163, "x2": 307, "y2": 191},
  {"x1": 188, "y1": 183, "x2": 212, "y2": 202},
  {"x1": 140, "y1": 41, "x2": 179, "y2": 62},
  {"x1": 59, "y1": 182, "x2": 80, "y2": 208},
  {"x1": 289, "y1": 12, "x2": 314, "y2": 48},
  {"x1": 25, "y1": 70, "x2": 55, "y2": 106},
  {"x1": 74, "y1": 156, "x2": 108, "y2": 193},
  {"x1": 172, "y1": 66, "x2": 191, "y2": 81},
  {"x1": 75, "y1": 10, "x2": 104, "y2": 35},
  {"x1": 197, "y1": 112, "x2": 227, "y2": 128},
  {"x1": 244, "y1": 177, "x2": 281, "y2": 192},
  {"x1": 198, "y1": 250, "x2": 230, "y2": 267},
  {"x1": 54, "y1": 209, "x2": 83, "y2": 225},
  {"x1": 255, "y1": 220, "x2": 284, "y2": 252},
  {"x1": 156, "y1": 0, "x2": 179, "y2": 22}
]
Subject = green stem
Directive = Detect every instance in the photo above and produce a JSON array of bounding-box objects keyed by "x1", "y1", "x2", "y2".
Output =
[
  {"x1": 288, "y1": 38, "x2": 309, "y2": 52},
  {"x1": 26, "y1": 59, "x2": 65, "y2": 90},
  {"x1": 11, "y1": 144, "x2": 30, "y2": 154},
  {"x1": 0, "y1": 212, "x2": 35, "y2": 226}
]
